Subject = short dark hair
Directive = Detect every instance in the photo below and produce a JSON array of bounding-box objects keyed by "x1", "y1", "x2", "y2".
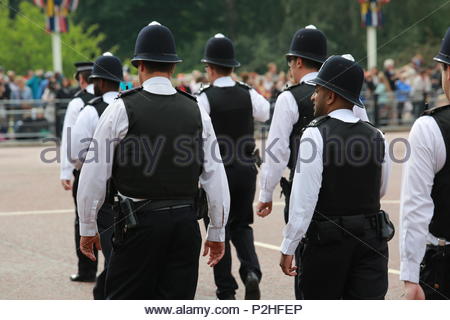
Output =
[
  {"x1": 93, "y1": 78, "x2": 120, "y2": 91},
  {"x1": 442, "y1": 62, "x2": 449, "y2": 71},
  {"x1": 288, "y1": 56, "x2": 322, "y2": 71},
  {"x1": 209, "y1": 64, "x2": 233, "y2": 76},
  {"x1": 143, "y1": 61, "x2": 175, "y2": 73},
  {"x1": 78, "y1": 70, "x2": 93, "y2": 84}
]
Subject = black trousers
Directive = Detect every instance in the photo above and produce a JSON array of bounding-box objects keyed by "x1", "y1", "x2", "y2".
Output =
[
  {"x1": 105, "y1": 206, "x2": 202, "y2": 300},
  {"x1": 72, "y1": 169, "x2": 98, "y2": 277},
  {"x1": 205, "y1": 164, "x2": 262, "y2": 299},
  {"x1": 420, "y1": 244, "x2": 450, "y2": 299},
  {"x1": 93, "y1": 203, "x2": 115, "y2": 300},
  {"x1": 300, "y1": 229, "x2": 388, "y2": 299}
]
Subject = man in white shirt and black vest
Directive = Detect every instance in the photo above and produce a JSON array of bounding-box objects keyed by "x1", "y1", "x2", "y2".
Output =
[
  {"x1": 71, "y1": 52, "x2": 123, "y2": 299},
  {"x1": 401, "y1": 27, "x2": 450, "y2": 300},
  {"x1": 76, "y1": 22, "x2": 230, "y2": 300},
  {"x1": 280, "y1": 55, "x2": 391, "y2": 299},
  {"x1": 59, "y1": 61, "x2": 97, "y2": 283},
  {"x1": 197, "y1": 34, "x2": 270, "y2": 300}
]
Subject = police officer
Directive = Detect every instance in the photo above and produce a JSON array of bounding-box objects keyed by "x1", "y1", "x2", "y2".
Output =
[
  {"x1": 76, "y1": 22, "x2": 230, "y2": 299},
  {"x1": 400, "y1": 27, "x2": 450, "y2": 300},
  {"x1": 256, "y1": 26, "x2": 370, "y2": 299},
  {"x1": 71, "y1": 52, "x2": 123, "y2": 299},
  {"x1": 197, "y1": 33, "x2": 270, "y2": 300},
  {"x1": 280, "y1": 55, "x2": 391, "y2": 299},
  {"x1": 59, "y1": 61, "x2": 97, "y2": 282}
]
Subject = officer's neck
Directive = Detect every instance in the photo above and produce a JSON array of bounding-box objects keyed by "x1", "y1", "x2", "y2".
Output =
[
  {"x1": 209, "y1": 73, "x2": 231, "y2": 84},
  {"x1": 294, "y1": 67, "x2": 317, "y2": 84},
  {"x1": 140, "y1": 72, "x2": 172, "y2": 84}
]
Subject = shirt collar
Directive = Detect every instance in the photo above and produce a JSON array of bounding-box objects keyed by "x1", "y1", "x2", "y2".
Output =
[
  {"x1": 300, "y1": 71, "x2": 318, "y2": 85},
  {"x1": 213, "y1": 76, "x2": 235, "y2": 87},
  {"x1": 102, "y1": 91, "x2": 118, "y2": 104},
  {"x1": 142, "y1": 76, "x2": 177, "y2": 95},
  {"x1": 328, "y1": 108, "x2": 359, "y2": 123},
  {"x1": 86, "y1": 83, "x2": 94, "y2": 94}
]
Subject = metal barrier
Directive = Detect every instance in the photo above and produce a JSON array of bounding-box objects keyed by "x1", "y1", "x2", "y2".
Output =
[
  {"x1": 0, "y1": 92, "x2": 447, "y2": 143},
  {"x1": 0, "y1": 99, "x2": 71, "y2": 141}
]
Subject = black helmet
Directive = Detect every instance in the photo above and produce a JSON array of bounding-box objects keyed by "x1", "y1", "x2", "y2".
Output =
[
  {"x1": 131, "y1": 21, "x2": 181, "y2": 67},
  {"x1": 74, "y1": 61, "x2": 93, "y2": 80},
  {"x1": 310, "y1": 54, "x2": 364, "y2": 108},
  {"x1": 434, "y1": 27, "x2": 450, "y2": 65},
  {"x1": 286, "y1": 25, "x2": 327, "y2": 63},
  {"x1": 90, "y1": 53, "x2": 123, "y2": 83},
  {"x1": 201, "y1": 33, "x2": 240, "y2": 68}
]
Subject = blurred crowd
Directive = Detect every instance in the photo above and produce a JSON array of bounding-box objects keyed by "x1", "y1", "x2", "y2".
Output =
[{"x1": 1, "y1": 54, "x2": 449, "y2": 140}]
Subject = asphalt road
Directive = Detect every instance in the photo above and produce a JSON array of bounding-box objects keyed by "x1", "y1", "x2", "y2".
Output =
[{"x1": 0, "y1": 132, "x2": 408, "y2": 299}]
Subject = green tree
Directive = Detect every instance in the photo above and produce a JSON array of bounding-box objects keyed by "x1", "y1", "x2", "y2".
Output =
[{"x1": 0, "y1": 0, "x2": 104, "y2": 75}]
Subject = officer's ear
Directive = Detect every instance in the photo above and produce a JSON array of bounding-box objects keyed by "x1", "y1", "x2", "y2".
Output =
[{"x1": 326, "y1": 89, "x2": 337, "y2": 105}]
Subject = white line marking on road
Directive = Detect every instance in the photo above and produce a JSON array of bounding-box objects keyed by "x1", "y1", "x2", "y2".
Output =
[
  {"x1": 254, "y1": 241, "x2": 401, "y2": 275},
  {"x1": 0, "y1": 208, "x2": 73, "y2": 216}
]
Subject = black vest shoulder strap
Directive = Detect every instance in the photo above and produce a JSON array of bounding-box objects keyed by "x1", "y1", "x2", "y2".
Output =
[
  {"x1": 74, "y1": 89, "x2": 95, "y2": 106},
  {"x1": 176, "y1": 88, "x2": 198, "y2": 102},
  {"x1": 117, "y1": 86, "x2": 143, "y2": 99},
  {"x1": 86, "y1": 96, "x2": 109, "y2": 118},
  {"x1": 306, "y1": 115, "x2": 331, "y2": 128},
  {"x1": 198, "y1": 84, "x2": 211, "y2": 95},
  {"x1": 423, "y1": 104, "x2": 450, "y2": 116},
  {"x1": 236, "y1": 81, "x2": 252, "y2": 90}
]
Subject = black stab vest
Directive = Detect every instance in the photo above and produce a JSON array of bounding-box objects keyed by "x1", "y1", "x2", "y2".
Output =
[
  {"x1": 112, "y1": 88, "x2": 203, "y2": 200},
  {"x1": 311, "y1": 116, "x2": 384, "y2": 217},
  {"x1": 74, "y1": 89, "x2": 95, "y2": 107},
  {"x1": 204, "y1": 83, "x2": 255, "y2": 166},
  {"x1": 285, "y1": 83, "x2": 315, "y2": 172},
  {"x1": 426, "y1": 105, "x2": 450, "y2": 239}
]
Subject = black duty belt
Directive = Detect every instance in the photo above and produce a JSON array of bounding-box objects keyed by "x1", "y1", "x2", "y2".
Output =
[
  {"x1": 127, "y1": 199, "x2": 194, "y2": 214},
  {"x1": 312, "y1": 212, "x2": 379, "y2": 231}
]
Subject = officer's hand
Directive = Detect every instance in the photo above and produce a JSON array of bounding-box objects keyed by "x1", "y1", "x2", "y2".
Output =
[
  {"x1": 404, "y1": 281, "x2": 425, "y2": 300},
  {"x1": 61, "y1": 179, "x2": 72, "y2": 190},
  {"x1": 80, "y1": 234, "x2": 102, "y2": 261},
  {"x1": 280, "y1": 253, "x2": 297, "y2": 276},
  {"x1": 256, "y1": 201, "x2": 272, "y2": 217},
  {"x1": 203, "y1": 241, "x2": 225, "y2": 267}
]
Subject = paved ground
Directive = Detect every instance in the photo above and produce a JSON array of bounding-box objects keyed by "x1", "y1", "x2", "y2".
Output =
[{"x1": 0, "y1": 132, "x2": 408, "y2": 299}]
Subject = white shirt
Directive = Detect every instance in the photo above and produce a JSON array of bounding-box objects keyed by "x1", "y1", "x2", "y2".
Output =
[
  {"x1": 77, "y1": 77, "x2": 230, "y2": 242},
  {"x1": 59, "y1": 84, "x2": 94, "y2": 179},
  {"x1": 71, "y1": 91, "x2": 118, "y2": 169},
  {"x1": 399, "y1": 115, "x2": 449, "y2": 284},
  {"x1": 259, "y1": 72, "x2": 370, "y2": 202},
  {"x1": 281, "y1": 109, "x2": 391, "y2": 255},
  {"x1": 196, "y1": 76, "x2": 270, "y2": 122}
]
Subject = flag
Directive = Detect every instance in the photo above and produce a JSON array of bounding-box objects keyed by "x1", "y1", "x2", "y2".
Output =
[
  {"x1": 34, "y1": 0, "x2": 79, "y2": 33},
  {"x1": 359, "y1": 0, "x2": 390, "y2": 27}
]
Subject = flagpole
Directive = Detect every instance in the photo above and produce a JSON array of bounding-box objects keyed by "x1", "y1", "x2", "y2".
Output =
[
  {"x1": 51, "y1": 4, "x2": 63, "y2": 73},
  {"x1": 367, "y1": 26, "x2": 377, "y2": 69}
]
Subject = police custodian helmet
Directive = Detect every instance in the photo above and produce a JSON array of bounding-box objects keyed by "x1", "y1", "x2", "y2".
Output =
[
  {"x1": 131, "y1": 21, "x2": 182, "y2": 67},
  {"x1": 201, "y1": 33, "x2": 240, "y2": 68},
  {"x1": 90, "y1": 52, "x2": 124, "y2": 83},
  {"x1": 434, "y1": 27, "x2": 450, "y2": 65},
  {"x1": 286, "y1": 25, "x2": 327, "y2": 64},
  {"x1": 310, "y1": 54, "x2": 365, "y2": 108},
  {"x1": 74, "y1": 61, "x2": 93, "y2": 80}
]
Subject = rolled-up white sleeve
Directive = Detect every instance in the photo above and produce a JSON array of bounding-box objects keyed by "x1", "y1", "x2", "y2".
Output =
[
  {"x1": 400, "y1": 117, "x2": 444, "y2": 283},
  {"x1": 60, "y1": 97, "x2": 83, "y2": 180},
  {"x1": 71, "y1": 106, "x2": 99, "y2": 170},
  {"x1": 259, "y1": 91, "x2": 298, "y2": 202},
  {"x1": 197, "y1": 104, "x2": 230, "y2": 242},
  {"x1": 77, "y1": 99, "x2": 128, "y2": 236},
  {"x1": 281, "y1": 127, "x2": 323, "y2": 255},
  {"x1": 249, "y1": 88, "x2": 270, "y2": 122}
]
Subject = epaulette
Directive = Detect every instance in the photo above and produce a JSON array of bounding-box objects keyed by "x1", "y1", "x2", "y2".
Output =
[
  {"x1": 176, "y1": 88, "x2": 197, "y2": 102},
  {"x1": 198, "y1": 84, "x2": 211, "y2": 95},
  {"x1": 236, "y1": 81, "x2": 252, "y2": 90},
  {"x1": 73, "y1": 89, "x2": 84, "y2": 97},
  {"x1": 283, "y1": 83, "x2": 300, "y2": 92},
  {"x1": 87, "y1": 96, "x2": 102, "y2": 106},
  {"x1": 422, "y1": 104, "x2": 450, "y2": 116},
  {"x1": 306, "y1": 115, "x2": 330, "y2": 128},
  {"x1": 116, "y1": 86, "x2": 143, "y2": 99}
]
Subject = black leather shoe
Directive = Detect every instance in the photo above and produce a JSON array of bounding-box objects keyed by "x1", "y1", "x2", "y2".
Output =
[
  {"x1": 70, "y1": 273, "x2": 96, "y2": 282},
  {"x1": 245, "y1": 272, "x2": 261, "y2": 300},
  {"x1": 218, "y1": 294, "x2": 236, "y2": 300}
]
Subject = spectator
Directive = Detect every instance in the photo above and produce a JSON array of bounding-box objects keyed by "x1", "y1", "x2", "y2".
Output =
[
  {"x1": 395, "y1": 76, "x2": 411, "y2": 125},
  {"x1": 11, "y1": 76, "x2": 32, "y2": 101},
  {"x1": 410, "y1": 69, "x2": 431, "y2": 117},
  {"x1": 384, "y1": 58, "x2": 397, "y2": 91},
  {"x1": 26, "y1": 70, "x2": 43, "y2": 99},
  {"x1": 374, "y1": 72, "x2": 393, "y2": 124}
]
